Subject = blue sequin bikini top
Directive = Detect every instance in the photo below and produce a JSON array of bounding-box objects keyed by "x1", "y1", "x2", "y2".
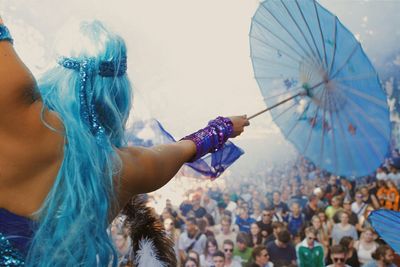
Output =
[{"x1": 0, "y1": 208, "x2": 35, "y2": 266}]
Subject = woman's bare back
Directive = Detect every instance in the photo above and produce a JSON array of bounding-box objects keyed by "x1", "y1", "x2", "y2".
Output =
[{"x1": 0, "y1": 99, "x2": 64, "y2": 218}]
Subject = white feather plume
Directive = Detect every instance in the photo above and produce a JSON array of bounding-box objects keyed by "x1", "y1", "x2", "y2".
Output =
[{"x1": 135, "y1": 238, "x2": 167, "y2": 267}]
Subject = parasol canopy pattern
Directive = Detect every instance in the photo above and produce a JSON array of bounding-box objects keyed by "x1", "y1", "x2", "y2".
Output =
[
  {"x1": 250, "y1": 0, "x2": 390, "y2": 177},
  {"x1": 369, "y1": 209, "x2": 400, "y2": 254}
]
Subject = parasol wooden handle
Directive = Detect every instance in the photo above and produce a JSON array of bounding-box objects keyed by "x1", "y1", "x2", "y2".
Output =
[{"x1": 248, "y1": 92, "x2": 302, "y2": 120}]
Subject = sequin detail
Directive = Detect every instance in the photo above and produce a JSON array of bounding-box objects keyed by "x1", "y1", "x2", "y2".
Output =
[
  {"x1": 99, "y1": 57, "x2": 127, "y2": 77},
  {"x1": 58, "y1": 56, "x2": 127, "y2": 145},
  {"x1": 181, "y1": 117, "x2": 233, "y2": 162},
  {"x1": 0, "y1": 233, "x2": 25, "y2": 266},
  {"x1": 0, "y1": 24, "x2": 14, "y2": 44},
  {"x1": 58, "y1": 57, "x2": 127, "y2": 77},
  {"x1": 77, "y1": 58, "x2": 107, "y2": 145}
]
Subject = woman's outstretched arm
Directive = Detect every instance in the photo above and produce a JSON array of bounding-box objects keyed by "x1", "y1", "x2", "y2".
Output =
[
  {"x1": 117, "y1": 115, "x2": 249, "y2": 202},
  {"x1": 118, "y1": 139, "x2": 196, "y2": 195}
]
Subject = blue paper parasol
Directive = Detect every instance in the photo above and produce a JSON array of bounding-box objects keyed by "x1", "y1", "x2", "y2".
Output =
[
  {"x1": 249, "y1": 0, "x2": 390, "y2": 177},
  {"x1": 369, "y1": 209, "x2": 400, "y2": 254}
]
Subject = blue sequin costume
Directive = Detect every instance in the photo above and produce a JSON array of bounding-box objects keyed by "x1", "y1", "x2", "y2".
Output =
[{"x1": 0, "y1": 208, "x2": 34, "y2": 266}]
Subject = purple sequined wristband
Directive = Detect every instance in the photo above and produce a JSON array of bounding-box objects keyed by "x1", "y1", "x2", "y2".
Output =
[{"x1": 181, "y1": 117, "x2": 233, "y2": 162}]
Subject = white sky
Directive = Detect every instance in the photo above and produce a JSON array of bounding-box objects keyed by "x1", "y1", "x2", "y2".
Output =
[{"x1": 1, "y1": 0, "x2": 399, "y2": 173}]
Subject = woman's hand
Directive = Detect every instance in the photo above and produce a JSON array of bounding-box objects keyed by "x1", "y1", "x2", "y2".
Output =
[{"x1": 228, "y1": 115, "x2": 250, "y2": 138}]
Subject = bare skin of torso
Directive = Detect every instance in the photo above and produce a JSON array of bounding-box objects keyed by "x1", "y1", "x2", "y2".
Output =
[{"x1": 0, "y1": 23, "x2": 249, "y2": 222}]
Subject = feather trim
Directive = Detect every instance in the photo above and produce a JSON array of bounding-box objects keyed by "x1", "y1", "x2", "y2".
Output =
[{"x1": 135, "y1": 238, "x2": 167, "y2": 267}]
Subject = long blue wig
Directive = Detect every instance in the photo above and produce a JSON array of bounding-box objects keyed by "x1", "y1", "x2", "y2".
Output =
[{"x1": 26, "y1": 20, "x2": 132, "y2": 266}]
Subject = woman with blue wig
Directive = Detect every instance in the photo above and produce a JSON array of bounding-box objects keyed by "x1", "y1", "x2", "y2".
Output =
[{"x1": 0, "y1": 17, "x2": 249, "y2": 266}]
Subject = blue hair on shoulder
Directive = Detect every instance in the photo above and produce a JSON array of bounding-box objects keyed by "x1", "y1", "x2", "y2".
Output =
[{"x1": 26, "y1": 20, "x2": 132, "y2": 266}]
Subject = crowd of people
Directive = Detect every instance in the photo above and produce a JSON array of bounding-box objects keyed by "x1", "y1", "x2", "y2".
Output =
[{"x1": 111, "y1": 155, "x2": 400, "y2": 267}]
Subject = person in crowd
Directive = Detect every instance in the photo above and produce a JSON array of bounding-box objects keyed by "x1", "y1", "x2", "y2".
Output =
[
  {"x1": 209, "y1": 184, "x2": 223, "y2": 203},
  {"x1": 249, "y1": 222, "x2": 264, "y2": 247},
  {"x1": 310, "y1": 215, "x2": 329, "y2": 256},
  {"x1": 339, "y1": 236, "x2": 360, "y2": 267},
  {"x1": 165, "y1": 198, "x2": 181, "y2": 222},
  {"x1": 205, "y1": 213, "x2": 216, "y2": 228},
  {"x1": 214, "y1": 215, "x2": 239, "y2": 249},
  {"x1": 202, "y1": 194, "x2": 219, "y2": 221},
  {"x1": 281, "y1": 185, "x2": 291, "y2": 205},
  {"x1": 198, "y1": 217, "x2": 215, "y2": 239},
  {"x1": 183, "y1": 257, "x2": 200, "y2": 267},
  {"x1": 376, "y1": 180, "x2": 389, "y2": 208},
  {"x1": 376, "y1": 167, "x2": 388, "y2": 180},
  {"x1": 216, "y1": 202, "x2": 229, "y2": 226},
  {"x1": 354, "y1": 228, "x2": 379, "y2": 265},
  {"x1": 235, "y1": 207, "x2": 256, "y2": 234},
  {"x1": 266, "y1": 229, "x2": 297, "y2": 267},
  {"x1": 296, "y1": 226, "x2": 324, "y2": 267},
  {"x1": 313, "y1": 187, "x2": 328, "y2": 209},
  {"x1": 385, "y1": 180, "x2": 399, "y2": 210},
  {"x1": 317, "y1": 210, "x2": 332, "y2": 237},
  {"x1": 251, "y1": 201, "x2": 263, "y2": 221},
  {"x1": 112, "y1": 230, "x2": 132, "y2": 266},
  {"x1": 325, "y1": 196, "x2": 343, "y2": 222},
  {"x1": 200, "y1": 237, "x2": 219, "y2": 267},
  {"x1": 326, "y1": 245, "x2": 351, "y2": 267},
  {"x1": 333, "y1": 200, "x2": 358, "y2": 225},
  {"x1": 261, "y1": 194, "x2": 272, "y2": 211},
  {"x1": 257, "y1": 208, "x2": 274, "y2": 240},
  {"x1": 351, "y1": 191, "x2": 367, "y2": 220},
  {"x1": 290, "y1": 187, "x2": 308, "y2": 209},
  {"x1": 264, "y1": 222, "x2": 285, "y2": 245},
  {"x1": 188, "y1": 250, "x2": 201, "y2": 265},
  {"x1": 222, "y1": 239, "x2": 242, "y2": 267},
  {"x1": 356, "y1": 205, "x2": 375, "y2": 232},
  {"x1": 223, "y1": 193, "x2": 238, "y2": 217},
  {"x1": 241, "y1": 202, "x2": 252, "y2": 217},
  {"x1": 248, "y1": 245, "x2": 273, "y2": 267},
  {"x1": 360, "y1": 186, "x2": 380, "y2": 209},
  {"x1": 327, "y1": 176, "x2": 342, "y2": 191},
  {"x1": 363, "y1": 245, "x2": 396, "y2": 267},
  {"x1": 366, "y1": 174, "x2": 379, "y2": 197},
  {"x1": 271, "y1": 191, "x2": 290, "y2": 218},
  {"x1": 161, "y1": 207, "x2": 177, "y2": 224},
  {"x1": 340, "y1": 178, "x2": 355, "y2": 201},
  {"x1": 164, "y1": 217, "x2": 181, "y2": 262},
  {"x1": 212, "y1": 251, "x2": 226, "y2": 267},
  {"x1": 303, "y1": 194, "x2": 319, "y2": 221},
  {"x1": 189, "y1": 193, "x2": 208, "y2": 219},
  {"x1": 229, "y1": 184, "x2": 241, "y2": 204},
  {"x1": 388, "y1": 165, "x2": 400, "y2": 184},
  {"x1": 179, "y1": 217, "x2": 208, "y2": 263},
  {"x1": 233, "y1": 232, "x2": 253, "y2": 266},
  {"x1": 286, "y1": 202, "x2": 306, "y2": 236},
  {"x1": 325, "y1": 176, "x2": 344, "y2": 203},
  {"x1": 240, "y1": 185, "x2": 252, "y2": 204},
  {"x1": 181, "y1": 194, "x2": 195, "y2": 218},
  {"x1": 331, "y1": 211, "x2": 358, "y2": 245}
]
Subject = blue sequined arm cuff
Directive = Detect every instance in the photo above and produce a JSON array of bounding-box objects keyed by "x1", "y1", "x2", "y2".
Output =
[{"x1": 0, "y1": 24, "x2": 13, "y2": 44}]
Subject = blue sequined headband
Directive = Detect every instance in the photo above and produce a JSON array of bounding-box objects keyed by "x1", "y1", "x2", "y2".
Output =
[
  {"x1": 58, "y1": 56, "x2": 127, "y2": 77},
  {"x1": 58, "y1": 56, "x2": 127, "y2": 145}
]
